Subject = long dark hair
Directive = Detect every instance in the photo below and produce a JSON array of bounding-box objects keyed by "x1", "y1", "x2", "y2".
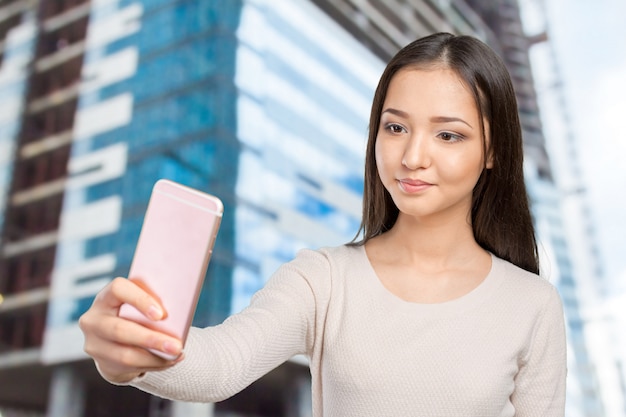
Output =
[{"x1": 351, "y1": 32, "x2": 539, "y2": 275}]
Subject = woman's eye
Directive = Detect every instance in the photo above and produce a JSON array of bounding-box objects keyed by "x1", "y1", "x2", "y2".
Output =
[
  {"x1": 438, "y1": 132, "x2": 464, "y2": 142},
  {"x1": 386, "y1": 123, "x2": 405, "y2": 134}
]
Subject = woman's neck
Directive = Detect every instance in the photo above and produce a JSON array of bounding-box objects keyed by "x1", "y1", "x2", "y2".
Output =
[
  {"x1": 364, "y1": 212, "x2": 492, "y2": 303},
  {"x1": 376, "y1": 212, "x2": 484, "y2": 268}
]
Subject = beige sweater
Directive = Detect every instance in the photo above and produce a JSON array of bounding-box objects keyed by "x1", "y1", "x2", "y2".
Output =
[{"x1": 130, "y1": 245, "x2": 567, "y2": 416}]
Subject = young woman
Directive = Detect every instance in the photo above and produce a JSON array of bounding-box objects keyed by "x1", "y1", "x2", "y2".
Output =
[{"x1": 80, "y1": 32, "x2": 567, "y2": 416}]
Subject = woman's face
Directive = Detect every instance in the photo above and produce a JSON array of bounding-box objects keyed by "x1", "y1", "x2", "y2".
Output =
[{"x1": 375, "y1": 67, "x2": 491, "y2": 223}]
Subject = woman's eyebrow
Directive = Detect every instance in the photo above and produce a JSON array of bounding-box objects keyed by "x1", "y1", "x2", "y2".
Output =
[
  {"x1": 381, "y1": 108, "x2": 409, "y2": 118},
  {"x1": 430, "y1": 116, "x2": 473, "y2": 129},
  {"x1": 382, "y1": 108, "x2": 473, "y2": 129}
]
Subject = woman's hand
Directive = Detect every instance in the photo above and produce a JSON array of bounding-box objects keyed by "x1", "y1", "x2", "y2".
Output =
[{"x1": 78, "y1": 277, "x2": 184, "y2": 384}]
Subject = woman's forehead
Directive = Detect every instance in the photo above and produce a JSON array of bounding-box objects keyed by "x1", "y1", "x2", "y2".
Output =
[{"x1": 384, "y1": 69, "x2": 479, "y2": 118}]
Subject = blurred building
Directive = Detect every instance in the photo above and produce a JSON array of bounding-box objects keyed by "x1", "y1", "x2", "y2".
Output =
[
  {"x1": 519, "y1": 0, "x2": 626, "y2": 415},
  {"x1": 0, "y1": 0, "x2": 609, "y2": 416}
]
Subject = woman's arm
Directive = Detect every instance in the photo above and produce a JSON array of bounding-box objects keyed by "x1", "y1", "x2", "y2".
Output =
[
  {"x1": 81, "y1": 248, "x2": 330, "y2": 403},
  {"x1": 511, "y1": 286, "x2": 567, "y2": 417}
]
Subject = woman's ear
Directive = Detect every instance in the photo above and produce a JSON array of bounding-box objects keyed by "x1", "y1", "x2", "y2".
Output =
[{"x1": 486, "y1": 148, "x2": 494, "y2": 169}]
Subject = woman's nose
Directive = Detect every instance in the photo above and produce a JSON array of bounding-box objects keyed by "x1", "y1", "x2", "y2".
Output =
[{"x1": 401, "y1": 134, "x2": 430, "y2": 170}]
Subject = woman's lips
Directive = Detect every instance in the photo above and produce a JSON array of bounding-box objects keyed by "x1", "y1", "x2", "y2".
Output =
[{"x1": 398, "y1": 178, "x2": 433, "y2": 193}]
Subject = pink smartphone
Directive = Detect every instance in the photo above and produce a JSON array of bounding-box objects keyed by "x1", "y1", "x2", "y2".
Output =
[{"x1": 118, "y1": 179, "x2": 223, "y2": 360}]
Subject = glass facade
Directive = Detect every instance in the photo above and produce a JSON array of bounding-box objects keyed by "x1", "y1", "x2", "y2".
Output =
[
  {"x1": 231, "y1": 0, "x2": 383, "y2": 313},
  {"x1": 0, "y1": 12, "x2": 37, "y2": 236},
  {"x1": 42, "y1": 0, "x2": 384, "y2": 364}
]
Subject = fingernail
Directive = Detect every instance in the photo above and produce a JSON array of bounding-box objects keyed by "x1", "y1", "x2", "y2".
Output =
[
  {"x1": 163, "y1": 340, "x2": 181, "y2": 354},
  {"x1": 147, "y1": 305, "x2": 163, "y2": 320}
]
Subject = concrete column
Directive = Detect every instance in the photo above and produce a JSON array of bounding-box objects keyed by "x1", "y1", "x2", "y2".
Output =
[
  {"x1": 46, "y1": 366, "x2": 85, "y2": 417},
  {"x1": 170, "y1": 401, "x2": 214, "y2": 417}
]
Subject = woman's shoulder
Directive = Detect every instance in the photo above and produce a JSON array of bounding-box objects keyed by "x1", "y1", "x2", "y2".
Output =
[
  {"x1": 270, "y1": 244, "x2": 363, "y2": 281},
  {"x1": 279, "y1": 244, "x2": 366, "y2": 287},
  {"x1": 491, "y1": 254, "x2": 562, "y2": 308},
  {"x1": 262, "y1": 245, "x2": 364, "y2": 308},
  {"x1": 291, "y1": 244, "x2": 364, "y2": 267}
]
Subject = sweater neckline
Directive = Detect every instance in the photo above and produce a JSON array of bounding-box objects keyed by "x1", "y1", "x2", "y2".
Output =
[{"x1": 353, "y1": 245, "x2": 503, "y2": 315}]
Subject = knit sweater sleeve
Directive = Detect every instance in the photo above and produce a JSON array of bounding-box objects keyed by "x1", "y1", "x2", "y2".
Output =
[
  {"x1": 511, "y1": 285, "x2": 567, "y2": 416},
  {"x1": 127, "y1": 248, "x2": 331, "y2": 402}
]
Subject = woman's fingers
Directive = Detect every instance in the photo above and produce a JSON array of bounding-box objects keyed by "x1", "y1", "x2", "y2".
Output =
[
  {"x1": 78, "y1": 278, "x2": 184, "y2": 383},
  {"x1": 81, "y1": 311, "x2": 182, "y2": 356},
  {"x1": 86, "y1": 338, "x2": 182, "y2": 383},
  {"x1": 95, "y1": 277, "x2": 165, "y2": 320}
]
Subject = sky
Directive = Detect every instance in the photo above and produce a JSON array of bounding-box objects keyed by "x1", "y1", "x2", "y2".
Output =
[{"x1": 526, "y1": 0, "x2": 626, "y2": 298}]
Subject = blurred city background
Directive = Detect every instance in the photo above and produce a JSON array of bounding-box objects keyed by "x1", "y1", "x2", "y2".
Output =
[{"x1": 0, "y1": 0, "x2": 623, "y2": 416}]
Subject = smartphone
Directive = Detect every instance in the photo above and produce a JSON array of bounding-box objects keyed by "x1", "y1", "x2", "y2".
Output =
[{"x1": 118, "y1": 179, "x2": 223, "y2": 360}]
